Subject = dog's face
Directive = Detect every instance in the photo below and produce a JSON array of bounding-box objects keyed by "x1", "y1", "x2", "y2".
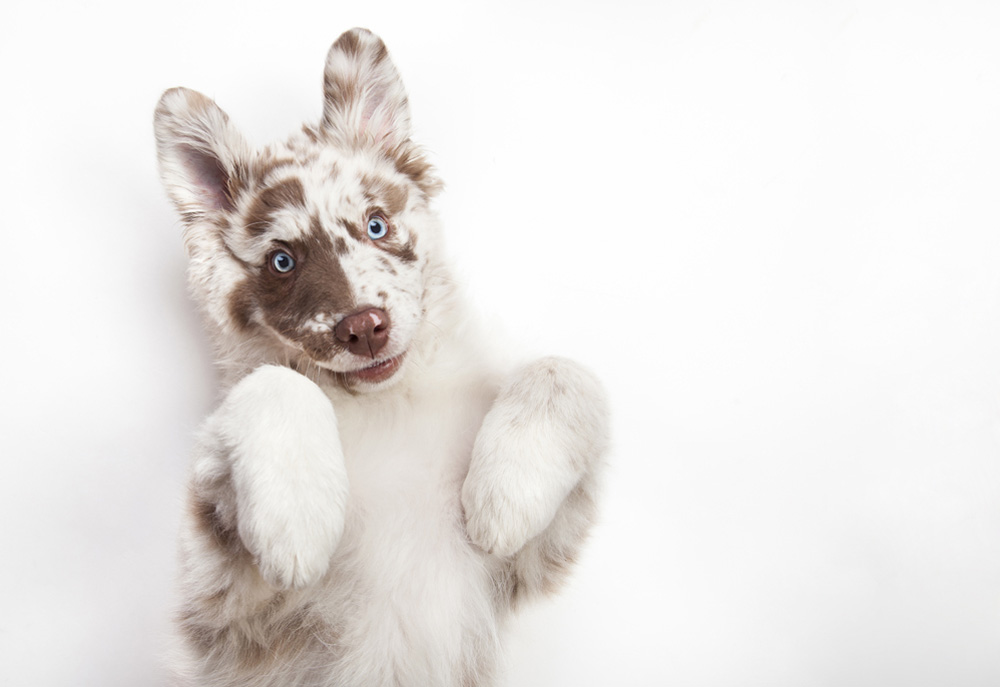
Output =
[{"x1": 154, "y1": 29, "x2": 442, "y2": 391}]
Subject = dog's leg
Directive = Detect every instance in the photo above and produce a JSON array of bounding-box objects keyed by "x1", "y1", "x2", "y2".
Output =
[
  {"x1": 177, "y1": 365, "x2": 349, "y2": 653},
  {"x1": 462, "y1": 357, "x2": 609, "y2": 600}
]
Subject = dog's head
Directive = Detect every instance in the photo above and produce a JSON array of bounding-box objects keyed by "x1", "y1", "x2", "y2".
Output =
[{"x1": 155, "y1": 29, "x2": 443, "y2": 391}]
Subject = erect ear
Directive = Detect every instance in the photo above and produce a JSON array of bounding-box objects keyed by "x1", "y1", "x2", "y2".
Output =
[
  {"x1": 154, "y1": 87, "x2": 252, "y2": 224},
  {"x1": 321, "y1": 28, "x2": 412, "y2": 150}
]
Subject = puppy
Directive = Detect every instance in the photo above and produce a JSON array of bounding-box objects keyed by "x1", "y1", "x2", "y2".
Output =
[{"x1": 154, "y1": 28, "x2": 609, "y2": 687}]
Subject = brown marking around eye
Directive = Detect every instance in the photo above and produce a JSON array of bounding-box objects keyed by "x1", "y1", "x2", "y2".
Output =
[
  {"x1": 264, "y1": 219, "x2": 355, "y2": 358},
  {"x1": 362, "y1": 209, "x2": 417, "y2": 264},
  {"x1": 379, "y1": 234, "x2": 417, "y2": 264},
  {"x1": 227, "y1": 214, "x2": 356, "y2": 356}
]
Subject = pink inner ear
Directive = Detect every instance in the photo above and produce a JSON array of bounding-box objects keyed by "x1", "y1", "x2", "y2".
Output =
[
  {"x1": 360, "y1": 93, "x2": 392, "y2": 145},
  {"x1": 180, "y1": 143, "x2": 233, "y2": 212}
]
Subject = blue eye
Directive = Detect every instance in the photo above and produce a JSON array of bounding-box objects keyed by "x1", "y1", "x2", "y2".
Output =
[
  {"x1": 270, "y1": 251, "x2": 295, "y2": 273},
  {"x1": 367, "y1": 216, "x2": 389, "y2": 240}
]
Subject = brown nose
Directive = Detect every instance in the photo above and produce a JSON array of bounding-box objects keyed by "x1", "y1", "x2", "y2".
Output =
[{"x1": 334, "y1": 307, "x2": 391, "y2": 359}]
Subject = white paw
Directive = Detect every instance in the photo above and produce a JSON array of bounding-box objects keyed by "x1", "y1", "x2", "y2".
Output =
[
  {"x1": 462, "y1": 416, "x2": 585, "y2": 558},
  {"x1": 462, "y1": 466, "x2": 560, "y2": 558},
  {"x1": 462, "y1": 358, "x2": 608, "y2": 558},
  {"x1": 239, "y1": 456, "x2": 347, "y2": 590},
  {"x1": 215, "y1": 365, "x2": 350, "y2": 589},
  {"x1": 249, "y1": 512, "x2": 342, "y2": 590}
]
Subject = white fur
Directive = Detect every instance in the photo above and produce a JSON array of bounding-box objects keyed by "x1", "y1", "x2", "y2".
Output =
[
  {"x1": 463, "y1": 358, "x2": 607, "y2": 558},
  {"x1": 211, "y1": 366, "x2": 348, "y2": 589},
  {"x1": 157, "y1": 28, "x2": 609, "y2": 687}
]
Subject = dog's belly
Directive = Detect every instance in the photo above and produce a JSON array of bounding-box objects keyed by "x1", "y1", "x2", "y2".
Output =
[
  {"x1": 318, "y1": 494, "x2": 498, "y2": 685},
  {"x1": 316, "y1": 389, "x2": 501, "y2": 685}
]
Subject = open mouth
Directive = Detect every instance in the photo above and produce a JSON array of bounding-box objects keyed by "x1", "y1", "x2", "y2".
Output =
[{"x1": 346, "y1": 353, "x2": 405, "y2": 384}]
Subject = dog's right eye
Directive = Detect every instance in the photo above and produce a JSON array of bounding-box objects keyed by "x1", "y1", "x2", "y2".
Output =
[
  {"x1": 269, "y1": 251, "x2": 296, "y2": 274},
  {"x1": 367, "y1": 216, "x2": 389, "y2": 240}
]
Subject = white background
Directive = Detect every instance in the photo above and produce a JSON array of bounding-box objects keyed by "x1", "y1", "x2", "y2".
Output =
[{"x1": 2, "y1": 1, "x2": 1000, "y2": 685}]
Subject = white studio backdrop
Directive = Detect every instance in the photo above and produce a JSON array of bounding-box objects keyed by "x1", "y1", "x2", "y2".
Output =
[{"x1": 2, "y1": 1, "x2": 1000, "y2": 685}]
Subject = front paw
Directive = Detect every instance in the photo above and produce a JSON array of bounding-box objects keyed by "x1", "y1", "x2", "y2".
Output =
[
  {"x1": 462, "y1": 358, "x2": 608, "y2": 558},
  {"x1": 248, "y1": 512, "x2": 342, "y2": 590},
  {"x1": 462, "y1": 416, "x2": 583, "y2": 557},
  {"x1": 214, "y1": 366, "x2": 350, "y2": 589},
  {"x1": 239, "y1": 453, "x2": 347, "y2": 590},
  {"x1": 462, "y1": 465, "x2": 560, "y2": 558}
]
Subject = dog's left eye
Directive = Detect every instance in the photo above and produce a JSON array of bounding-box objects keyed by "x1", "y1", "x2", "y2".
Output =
[
  {"x1": 367, "y1": 216, "x2": 389, "y2": 240},
  {"x1": 270, "y1": 251, "x2": 296, "y2": 274}
]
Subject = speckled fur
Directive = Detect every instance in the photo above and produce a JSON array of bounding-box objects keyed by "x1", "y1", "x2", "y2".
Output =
[{"x1": 155, "y1": 28, "x2": 609, "y2": 687}]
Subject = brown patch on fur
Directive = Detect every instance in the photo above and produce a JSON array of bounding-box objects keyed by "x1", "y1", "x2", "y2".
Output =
[
  {"x1": 260, "y1": 221, "x2": 355, "y2": 360},
  {"x1": 322, "y1": 46, "x2": 363, "y2": 134},
  {"x1": 361, "y1": 174, "x2": 409, "y2": 215},
  {"x1": 505, "y1": 482, "x2": 597, "y2": 608},
  {"x1": 227, "y1": 278, "x2": 258, "y2": 332},
  {"x1": 227, "y1": 215, "x2": 356, "y2": 354},
  {"x1": 301, "y1": 124, "x2": 320, "y2": 143},
  {"x1": 181, "y1": 483, "x2": 342, "y2": 674},
  {"x1": 387, "y1": 142, "x2": 443, "y2": 198},
  {"x1": 252, "y1": 155, "x2": 296, "y2": 183},
  {"x1": 334, "y1": 236, "x2": 349, "y2": 255},
  {"x1": 309, "y1": 214, "x2": 324, "y2": 238},
  {"x1": 376, "y1": 255, "x2": 398, "y2": 276},
  {"x1": 327, "y1": 50, "x2": 383, "y2": 111},
  {"x1": 322, "y1": 75, "x2": 356, "y2": 114},
  {"x1": 243, "y1": 177, "x2": 306, "y2": 235},
  {"x1": 181, "y1": 209, "x2": 208, "y2": 226},
  {"x1": 381, "y1": 235, "x2": 418, "y2": 264},
  {"x1": 191, "y1": 496, "x2": 241, "y2": 554},
  {"x1": 284, "y1": 134, "x2": 323, "y2": 166},
  {"x1": 370, "y1": 38, "x2": 389, "y2": 64},
  {"x1": 491, "y1": 560, "x2": 518, "y2": 609},
  {"x1": 334, "y1": 30, "x2": 362, "y2": 57},
  {"x1": 353, "y1": 203, "x2": 417, "y2": 263},
  {"x1": 338, "y1": 218, "x2": 365, "y2": 243},
  {"x1": 333, "y1": 29, "x2": 387, "y2": 62},
  {"x1": 534, "y1": 547, "x2": 576, "y2": 595},
  {"x1": 182, "y1": 603, "x2": 340, "y2": 676}
]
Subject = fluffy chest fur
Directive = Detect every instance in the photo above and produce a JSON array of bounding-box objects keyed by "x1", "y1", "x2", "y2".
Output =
[{"x1": 319, "y1": 384, "x2": 503, "y2": 685}]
